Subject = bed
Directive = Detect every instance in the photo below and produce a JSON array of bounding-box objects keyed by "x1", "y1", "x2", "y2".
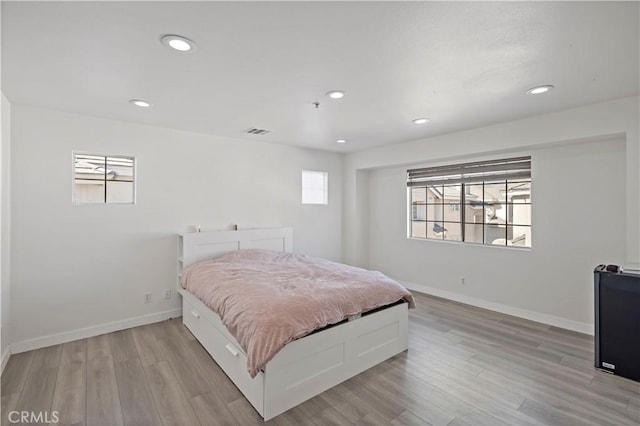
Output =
[{"x1": 177, "y1": 227, "x2": 412, "y2": 420}]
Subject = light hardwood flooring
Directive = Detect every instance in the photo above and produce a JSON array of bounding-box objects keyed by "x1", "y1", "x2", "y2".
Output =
[{"x1": 2, "y1": 291, "x2": 639, "y2": 425}]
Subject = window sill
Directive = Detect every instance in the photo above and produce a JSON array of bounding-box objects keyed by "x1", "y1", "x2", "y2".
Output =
[{"x1": 406, "y1": 237, "x2": 532, "y2": 251}]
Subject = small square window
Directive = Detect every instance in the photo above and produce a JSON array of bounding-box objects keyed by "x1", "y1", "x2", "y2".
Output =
[
  {"x1": 73, "y1": 152, "x2": 135, "y2": 204},
  {"x1": 302, "y1": 170, "x2": 328, "y2": 205}
]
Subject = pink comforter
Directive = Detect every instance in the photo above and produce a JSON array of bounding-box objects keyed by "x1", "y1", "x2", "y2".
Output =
[{"x1": 181, "y1": 249, "x2": 415, "y2": 377}]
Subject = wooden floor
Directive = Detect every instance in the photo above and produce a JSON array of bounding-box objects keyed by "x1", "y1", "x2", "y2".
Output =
[{"x1": 2, "y1": 291, "x2": 639, "y2": 426}]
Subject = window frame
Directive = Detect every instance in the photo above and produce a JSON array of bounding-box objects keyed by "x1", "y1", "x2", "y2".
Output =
[
  {"x1": 72, "y1": 151, "x2": 137, "y2": 205},
  {"x1": 407, "y1": 157, "x2": 532, "y2": 248},
  {"x1": 301, "y1": 170, "x2": 329, "y2": 205}
]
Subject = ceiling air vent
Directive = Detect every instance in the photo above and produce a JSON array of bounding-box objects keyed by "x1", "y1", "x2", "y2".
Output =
[{"x1": 244, "y1": 128, "x2": 271, "y2": 136}]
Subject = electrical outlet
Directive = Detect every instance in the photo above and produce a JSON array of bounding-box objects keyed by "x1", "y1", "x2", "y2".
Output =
[
  {"x1": 163, "y1": 288, "x2": 171, "y2": 300},
  {"x1": 144, "y1": 292, "x2": 152, "y2": 303},
  {"x1": 461, "y1": 277, "x2": 466, "y2": 285}
]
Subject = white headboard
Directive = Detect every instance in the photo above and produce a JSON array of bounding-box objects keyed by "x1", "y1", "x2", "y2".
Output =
[{"x1": 177, "y1": 227, "x2": 293, "y2": 289}]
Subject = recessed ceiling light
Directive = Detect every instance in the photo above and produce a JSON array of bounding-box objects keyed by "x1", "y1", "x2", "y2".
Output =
[
  {"x1": 526, "y1": 85, "x2": 554, "y2": 95},
  {"x1": 326, "y1": 90, "x2": 345, "y2": 99},
  {"x1": 412, "y1": 118, "x2": 430, "y2": 125},
  {"x1": 161, "y1": 34, "x2": 197, "y2": 52},
  {"x1": 129, "y1": 99, "x2": 151, "y2": 108},
  {"x1": 336, "y1": 139, "x2": 347, "y2": 144}
]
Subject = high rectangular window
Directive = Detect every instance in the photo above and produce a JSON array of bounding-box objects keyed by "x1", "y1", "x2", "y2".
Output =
[
  {"x1": 73, "y1": 153, "x2": 135, "y2": 204},
  {"x1": 302, "y1": 170, "x2": 328, "y2": 205},
  {"x1": 407, "y1": 157, "x2": 531, "y2": 247}
]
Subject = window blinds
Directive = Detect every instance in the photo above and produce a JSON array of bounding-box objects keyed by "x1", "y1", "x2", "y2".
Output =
[{"x1": 407, "y1": 156, "x2": 531, "y2": 186}]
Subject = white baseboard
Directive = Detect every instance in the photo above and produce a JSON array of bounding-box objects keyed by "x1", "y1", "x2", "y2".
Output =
[
  {"x1": 11, "y1": 308, "x2": 182, "y2": 354},
  {"x1": 1, "y1": 345, "x2": 11, "y2": 375},
  {"x1": 401, "y1": 280, "x2": 594, "y2": 335}
]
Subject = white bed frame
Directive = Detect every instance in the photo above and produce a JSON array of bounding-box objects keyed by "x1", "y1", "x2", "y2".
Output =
[{"x1": 177, "y1": 228, "x2": 409, "y2": 421}]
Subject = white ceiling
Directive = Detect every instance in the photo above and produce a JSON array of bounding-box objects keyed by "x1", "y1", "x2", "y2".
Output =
[{"x1": 2, "y1": 1, "x2": 638, "y2": 152}]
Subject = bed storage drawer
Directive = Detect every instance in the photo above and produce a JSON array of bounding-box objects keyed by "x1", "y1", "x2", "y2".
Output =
[
  {"x1": 181, "y1": 293, "x2": 265, "y2": 415},
  {"x1": 183, "y1": 302, "x2": 204, "y2": 336}
]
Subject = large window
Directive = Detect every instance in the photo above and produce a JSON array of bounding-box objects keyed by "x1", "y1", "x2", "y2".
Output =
[
  {"x1": 408, "y1": 157, "x2": 531, "y2": 247},
  {"x1": 73, "y1": 153, "x2": 135, "y2": 204}
]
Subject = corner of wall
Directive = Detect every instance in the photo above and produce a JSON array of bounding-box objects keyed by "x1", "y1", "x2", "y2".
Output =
[
  {"x1": 341, "y1": 164, "x2": 370, "y2": 268},
  {"x1": 626, "y1": 125, "x2": 640, "y2": 267},
  {"x1": 1, "y1": 92, "x2": 13, "y2": 364}
]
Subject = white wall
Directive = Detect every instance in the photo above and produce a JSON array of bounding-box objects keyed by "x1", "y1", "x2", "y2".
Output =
[
  {"x1": 344, "y1": 96, "x2": 639, "y2": 333},
  {"x1": 1, "y1": 94, "x2": 11, "y2": 368},
  {"x1": 10, "y1": 105, "x2": 343, "y2": 349},
  {"x1": 0, "y1": 2, "x2": 11, "y2": 370},
  {"x1": 368, "y1": 138, "x2": 626, "y2": 331}
]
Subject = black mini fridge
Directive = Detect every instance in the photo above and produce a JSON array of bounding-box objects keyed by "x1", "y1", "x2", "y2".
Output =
[{"x1": 594, "y1": 265, "x2": 640, "y2": 381}]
